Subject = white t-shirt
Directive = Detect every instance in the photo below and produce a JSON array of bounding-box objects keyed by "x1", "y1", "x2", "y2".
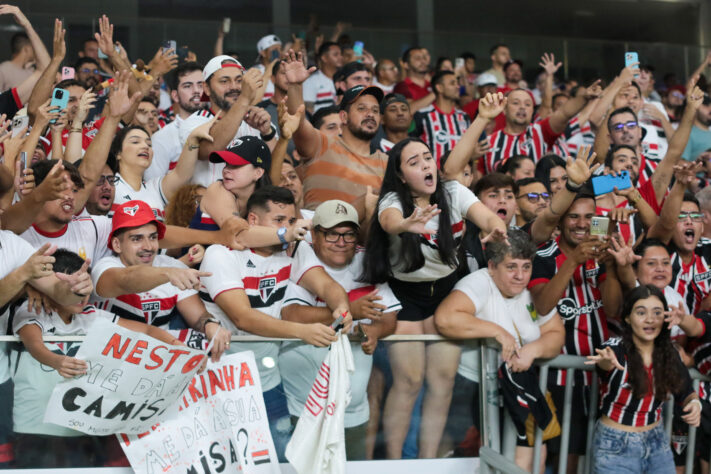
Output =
[
  {"x1": 378, "y1": 180, "x2": 478, "y2": 282},
  {"x1": 111, "y1": 173, "x2": 168, "y2": 221},
  {"x1": 20, "y1": 215, "x2": 113, "y2": 264},
  {"x1": 11, "y1": 305, "x2": 117, "y2": 436},
  {"x1": 145, "y1": 117, "x2": 183, "y2": 181},
  {"x1": 303, "y1": 70, "x2": 337, "y2": 112},
  {"x1": 178, "y1": 109, "x2": 266, "y2": 187},
  {"x1": 279, "y1": 251, "x2": 401, "y2": 426},
  {"x1": 373, "y1": 80, "x2": 395, "y2": 95},
  {"x1": 199, "y1": 243, "x2": 322, "y2": 391},
  {"x1": 91, "y1": 255, "x2": 196, "y2": 328},
  {"x1": 455, "y1": 269, "x2": 556, "y2": 381}
]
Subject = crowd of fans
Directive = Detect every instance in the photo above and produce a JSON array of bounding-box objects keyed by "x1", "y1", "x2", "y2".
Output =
[{"x1": 2, "y1": 5, "x2": 711, "y2": 472}]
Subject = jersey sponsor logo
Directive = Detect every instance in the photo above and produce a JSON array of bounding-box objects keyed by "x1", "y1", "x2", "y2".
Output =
[
  {"x1": 258, "y1": 277, "x2": 276, "y2": 303},
  {"x1": 123, "y1": 205, "x2": 139, "y2": 216},
  {"x1": 584, "y1": 267, "x2": 600, "y2": 278},
  {"x1": 434, "y1": 129, "x2": 459, "y2": 144},
  {"x1": 556, "y1": 297, "x2": 603, "y2": 320},
  {"x1": 694, "y1": 270, "x2": 711, "y2": 283}
]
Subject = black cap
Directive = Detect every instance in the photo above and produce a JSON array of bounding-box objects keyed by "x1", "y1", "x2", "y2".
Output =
[
  {"x1": 380, "y1": 92, "x2": 409, "y2": 113},
  {"x1": 503, "y1": 59, "x2": 523, "y2": 72},
  {"x1": 340, "y1": 85, "x2": 384, "y2": 111},
  {"x1": 209, "y1": 136, "x2": 271, "y2": 170},
  {"x1": 334, "y1": 61, "x2": 369, "y2": 83}
]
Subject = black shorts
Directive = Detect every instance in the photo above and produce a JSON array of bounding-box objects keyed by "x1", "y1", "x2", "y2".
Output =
[
  {"x1": 388, "y1": 271, "x2": 459, "y2": 322},
  {"x1": 546, "y1": 383, "x2": 590, "y2": 455}
]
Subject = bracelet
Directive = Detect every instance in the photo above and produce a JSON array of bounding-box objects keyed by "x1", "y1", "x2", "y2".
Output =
[
  {"x1": 565, "y1": 180, "x2": 583, "y2": 193},
  {"x1": 70, "y1": 127, "x2": 83, "y2": 133},
  {"x1": 260, "y1": 124, "x2": 277, "y2": 142}
]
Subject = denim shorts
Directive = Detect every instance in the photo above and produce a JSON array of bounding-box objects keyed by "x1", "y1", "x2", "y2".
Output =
[{"x1": 592, "y1": 421, "x2": 675, "y2": 473}]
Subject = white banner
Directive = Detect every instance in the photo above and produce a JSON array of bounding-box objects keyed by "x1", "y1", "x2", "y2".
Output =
[
  {"x1": 44, "y1": 318, "x2": 207, "y2": 435},
  {"x1": 118, "y1": 351, "x2": 280, "y2": 474}
]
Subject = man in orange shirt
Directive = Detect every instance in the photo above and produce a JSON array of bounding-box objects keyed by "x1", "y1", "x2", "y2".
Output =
[{"x1": 284, "y1": 50, "x2": 387, "y2": 221}]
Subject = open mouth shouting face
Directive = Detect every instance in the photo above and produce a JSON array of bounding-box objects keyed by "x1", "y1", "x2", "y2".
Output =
[
  {"x1": 398, "y1": 141, "x2": 438, "y2": 198},
  {"x1": 673, "y1": 201, "x2": 703, "y2": 254}
]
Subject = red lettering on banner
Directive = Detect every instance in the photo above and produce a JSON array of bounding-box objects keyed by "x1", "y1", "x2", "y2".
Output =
[
  {"x1": 101, "y1": 333, "x2": 131, "y2": 358},
  {"x1": 125, "y1": 340, "x2": 148, "y2": 365},
  {"x1": 181, "y1": 354, "x2": 205, "y2": 374},
  {"x1": 164, "y1": 349, "x2": 190, "y2": 372},
  {"x1": 239, "y1": 362, "x2": 254, "y2": 387},
  {"x1": 304, "y1": 361, "x2": 331, "y2": 416},
  {"x1": 208, "y1": 369, "x2": 225, "y2": 395},
  {"x1": 188, "y1": 378, "x2": 203, "y2": 403},
  {"x1": 145, "y1": 346, "x2": 167, "y2": 370},
  {"x1": 223, "y1": 364, "x2": 235, "y2": 390},
  {"x1": 200, "y1": 374, "x2": 208, "y2": 398}
]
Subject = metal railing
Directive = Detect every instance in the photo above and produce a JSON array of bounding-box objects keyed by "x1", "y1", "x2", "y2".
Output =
[{"x1": 476, "y1": 340, "x2": 711, "y2": 474}]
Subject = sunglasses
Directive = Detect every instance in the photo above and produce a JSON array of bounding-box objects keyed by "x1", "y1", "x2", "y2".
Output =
[
  {"x1": 679, "y1": 212, "x2": 704, "y2": 222},
  {"x1": 517, "y1": 192, "x2": 550, "y2": 203},
  {"x1": 80, "y1": 68, "x2": 101, "y2": 75},
  {"x1": 612, "y1": 121, "x2": 638, "y2": 131},
  {"x1": 96, "y1": 175, "x2": 119, "y2": 186}
]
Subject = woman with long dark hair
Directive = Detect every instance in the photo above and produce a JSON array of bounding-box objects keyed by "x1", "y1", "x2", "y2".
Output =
[
  {"x1": 534, "y1": 154, "x2": 567, "y2": 195},
  {"x1": 361, "y1": 137, "x2": 506, "y2": 458},
  {"x1": 586, "y1": 285, "x2": 701, "y2": 473}
]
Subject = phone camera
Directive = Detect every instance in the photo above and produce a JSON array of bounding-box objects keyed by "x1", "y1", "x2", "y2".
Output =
[{"x1": 55, "y1": 90, "x2": 64, "y2": 99}]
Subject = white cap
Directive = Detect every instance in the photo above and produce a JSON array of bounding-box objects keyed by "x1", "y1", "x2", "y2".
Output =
[
  {"x1": 202, "y1": 55, "x2": 244, "y2": 82},
  {"x1": 476, "y1": 72, "x2": 498, "y2": 87},
  {"x1": 257, "y1": 35, "x2": 281, "y2": 53}
]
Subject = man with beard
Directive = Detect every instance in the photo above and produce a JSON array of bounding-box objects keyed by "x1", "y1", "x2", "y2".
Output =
[
  {"x1": 334, "y1": 62, "x2": 372, "y2": 97},
  {"x1": 83, "y1": 163, "x2": 117, "y2": 216},
  {"x1": 74, "y1": 57, "x2": 101, "y2": 90},
  {"x1": 146, "y1": 62, "x2": 204, "y2": 180},
  {"x1": 91, "y1": 200, "x2": 231, "y2": 356},
  {"x1": 682, "y1": 94, "x2": 711, "y2": 162},
  {"x1": 179, "y1": 55, "x2": 276, "y2": 187},
  {"x1": 374, "y1": 93, "x2": 411, "y2": 153},
  {"x1": 131, "y1": 97, "x2": 160, "y2": 134},
  {"x1": 414, "y1": 70, "x2": 470, "y2": 162},
  {"x1": 483, "y1": 44, "x2": 511, "y2": 86},
  {"x1": 514, "y1": 177, "x2": 550, "y2": 227},
  {"x1": 285, "y1": 50, "x2": 386, "y2": 219},
  {"x1": 499, "y1": 59, "x2": 525, "y2": 95},
  {"x1": 257, "y1": 59, "x2": 288, "y2": 127},
  {"x1": 393, "y1": 47, "x2": 435, "y2": 112}
]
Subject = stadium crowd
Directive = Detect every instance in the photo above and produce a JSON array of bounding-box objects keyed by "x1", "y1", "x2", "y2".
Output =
[{"x1": 1, "y1": 5, "x2": 711, "y2": 473}]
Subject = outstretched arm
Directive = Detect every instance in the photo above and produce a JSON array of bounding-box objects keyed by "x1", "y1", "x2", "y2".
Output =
[
  {"x1": 549, "y1": 80, "x2": 601, "y2": 134},
  {"x1": 27, "y1": 19, "x2": 64, "y2": 121},
  {"x1": 284, "y1": 49, "x2": 322, "y2": 160}
]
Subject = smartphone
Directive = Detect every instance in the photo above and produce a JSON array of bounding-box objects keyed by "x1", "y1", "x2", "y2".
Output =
[
  {"x1": 269, "y1": 48, "x2": 280, "y2": 61},
  {"x1": 177, "y1": 46, "x2": 189, "y2": 62},
  {"x1": 455, "y1": 57, "x2": 465, "y2": 70},
  {"x1": 11, "y1": 114, "x2": 28, "y2": 137},
  {"x1": 162, "y1": 40, "x2": 176, "y2": 54},
  {"x1": 222, "y1": 18, "x2": 231, "y2": 35},
  {"x1": 353, "y1": 41, "x2": 364, "y2": 57},
  {"x1": 625, "y1": 52, "x2": 639, "y2": 77},
  {"x1": 590, "y1": 216, "x2": 610, "y2": 238},
  {"x1": 19, "y1": 151, "x2": 27, "y2": 171},
  {"x1": 49, "y1": 88, "x2": 69, "y2": 124},
  {"x1": 591, "y1": 171, "x2": 632, "y2": 196},
  {"x1": 98, "y1": 49, "x2": 107, "y2": 59},
  {"x1": 61, "y1": 66, "x2": 75, "y2": 80}
]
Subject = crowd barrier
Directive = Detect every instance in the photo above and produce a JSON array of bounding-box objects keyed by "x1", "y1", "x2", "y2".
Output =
[{"x1": 0, "y1": 333, "x2": 708, "y2": 472}]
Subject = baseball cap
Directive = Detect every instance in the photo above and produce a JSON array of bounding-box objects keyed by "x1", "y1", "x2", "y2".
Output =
[
  {"x1": 476, "y1": 72, "x2": 498, "y2": 87},
  {"x1": 503, "y1": 59, "x2": 523, "y2": 72},
  {"x1": 340, "y1": 85, "x2": 384, "y2": 111},
  {"x1": 380, "y1": 92, "x2": 408, "y2": 113},
  {"x1": 201, "y1": 55, "x2": 245, "y2": 101},
  {"x1": 209, "y1": 136, "x2": 272, "y2": 170},
  {"x1": 334, "y1": 62, "x2": 369, "y2": 83},
  {"x1": 313, "y1": 200, "x2": 360, "y2": 229},
  {"x1": 257, "y1": 35, "x2": 281, "y2": 53},
  {"x1": 108, "y1": 200, "x2": 166, "y2": 251}
]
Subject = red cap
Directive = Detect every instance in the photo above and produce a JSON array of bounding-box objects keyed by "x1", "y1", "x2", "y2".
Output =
[{"x1": 108, "y1": 200, "x2": 166, "y2": 251}]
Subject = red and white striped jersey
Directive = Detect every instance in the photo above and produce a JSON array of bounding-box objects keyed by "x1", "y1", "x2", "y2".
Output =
[
  {"x1": 669, "y1": 239, "x2": 711, "y2": 316},
  {"x1": 691, "y1": 312, "x2": 711, "y2": 401},
  {"x1": 529, "y1": 236, "x2": 609, "y2": 385},
  {"x1": 414, "y1": 104, "x2": 470, "y2": 163},
  {"x1": 302, "y1": 70, "x2": 336, "y2": 112},
  {"x1": 482, "y1": 117, "x2": 560, "y2": 174},
  {"x1": 597, "y1": 337, "x2": 692, "y2": 427}
]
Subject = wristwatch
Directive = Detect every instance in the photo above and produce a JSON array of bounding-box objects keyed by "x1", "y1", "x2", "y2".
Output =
[
  {"x1": 261, "y1": 124, "x2": 277, "y2": 142},
  {"x1": 277, "y1": 226, "x2": 289, "y2": 249},
  {"x1": 200, "y1": 317, "x2": 221, "y2": 332}
]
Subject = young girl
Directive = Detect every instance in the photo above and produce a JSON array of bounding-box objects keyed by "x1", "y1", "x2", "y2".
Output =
[
  {"x1": 586, "y1": 285, "x2": 701, "y2": 473},
  {"x1": 361, "y1": 137, "x2": 506, "y2": 458}
]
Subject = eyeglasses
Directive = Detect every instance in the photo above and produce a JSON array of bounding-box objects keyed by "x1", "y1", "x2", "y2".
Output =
[
  {"x1": 612, "y1": 121, "x2": 638, "y2": 131},
  {"x1": 97, "y1": 175, "x2": 119, "y2": 186},
  {"x1": 318, "y1": 229, "x2": 358, "y2": 243},
  {"x1": 679, "y1": 212, "x2": 704, "y2": 222},
  {"x1": 80, "y1": 68, "x2": 101, "y2": 75},
  {"x1": 517, "y1": 192, "x2": 550, "y2": 203}
]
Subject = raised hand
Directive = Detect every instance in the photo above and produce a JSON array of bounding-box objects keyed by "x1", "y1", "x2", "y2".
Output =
[
  {"x1": 585, "y1": 346, "x2": 624, "y2": 371},
  {"x1": 277, "y1": 101, "x2": 304, "y2": 140},
  {"x1": 55, "y1": 257, "x2": 93, "y2": 297},
  {"x1": 245, "y1": 106, "x2": 272, "y2": 135},
  {"x1": 400, "y1": 204, "x2": 440, "y2": 234},
  {"x1": 106, "y1": 70, "x2": 142, "y2": 119},
  {"x1": 619, "y1": 62, "x2": 639, "y2": 85},
  {"x1": 539, "y1": 52, "x2": 562, "y2": 76},
  {"x1": 674, "y1": 161, "x2": 703, "y2": 188},
  {"x1": 607, "y1": 233, "x2": 641, "y2": 268},
  {"x1": 565, "y1": 145, "x2": 599, "y2": 187},
  {"x1": 481, "y1": 226, "x2": 508, "y2": 245},
  {"x1": 583, "y1": 79, "x2": 603, "y2": 99},
  {"x1": 37, "y1": 100, "x2": 61, "y2": 126},
  {"x1": 20, "y1": 243, "x2": 57, "y2": 280},
  {"x1": 34, "y1": 160, "x2": 71, "y2": 203},
  {"x1": 283, "y1": 49, "x2": 316, "y2": 85},
  {"x1": 478, "y1": 92, "x2": 506, "y2": 120},
  {"x1": 240, "y1": 68, "x2": 264, "y2": 105},
  {"x1": 147, "y1": 47, "x2": 178, "y2": 78},
  {"x1": 94, "y1": 14, "x2": 114, "y2": 58},
  {"x1": 52, "y1": 18, "x2": 66, "y2": 61},
  {"x1": 664, "y1": 302, "x2": 688, "y2": 329},
  {"x1": 187, "y1": 112, "x2": 219, "y2": 146},
  {"x1": 686, "y1": 84, "x2": 705, "y2": 112},
  {"x1": 607, "y1": 206, "x2": 638, "y2": 225},
  {"x1": 74, "y1": 90, "x2": 98, "y2": 126}
]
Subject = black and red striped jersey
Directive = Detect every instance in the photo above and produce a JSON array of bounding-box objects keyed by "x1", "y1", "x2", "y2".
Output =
[
  {"x1": 669, "y1": 238, "x2": 711, "y2": 316},
  {"x1": 482, "y1": 117, "x2": 560, "y2": 174},
  {"x1": 597, "y1": 337, "x2": 693, "y2": 427},
  {"x1": 529, "y1": 236, "x2": 609, "y2": 385},
  {"x1": 596, "y1": 202, "x2": 644, "y2": 245},
  {"x1": 690, "y1": 312, "x2": 711, "y2": 401},
  {"x1": 414, "y1": 104, "x2": 471, "y2": 163}
]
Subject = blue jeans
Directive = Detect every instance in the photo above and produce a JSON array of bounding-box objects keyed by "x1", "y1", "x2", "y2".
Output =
[
  {"x1": 263, "y1": 384, "x2": 292, "y2": 463},
  {"x1": 592, "y1": 421, "x2": 675, "y2": 473}
]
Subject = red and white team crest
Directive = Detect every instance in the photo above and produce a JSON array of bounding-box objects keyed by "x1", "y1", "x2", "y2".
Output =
[
  {"x1": 123, "y1": 205, "x2": 139, "y2": 216},
  {"x1": 258, "y1": 277, "x2": 276, "y2": 303}
]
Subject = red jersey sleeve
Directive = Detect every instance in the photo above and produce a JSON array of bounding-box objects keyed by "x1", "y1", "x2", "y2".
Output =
[{"x1": 538, "y1": 117, "x2": 563, "y2": 147}]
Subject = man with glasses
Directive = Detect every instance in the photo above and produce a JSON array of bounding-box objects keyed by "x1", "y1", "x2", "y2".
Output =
[
  {"x1": 83, "y1": 163, "x2": 118, "y2": 216},
  {"x1": 280, "y1": 200, "x2": 399, "y2": 460},
  {"x1": 374, "y1": 59, "x2": 398, "y2": 94},
  {"x1": 74, "y1": 57, "x2": 102, "y2": 90},
  {"x1": 514, "y1": 177, "x2": 550, "y2": 227}
]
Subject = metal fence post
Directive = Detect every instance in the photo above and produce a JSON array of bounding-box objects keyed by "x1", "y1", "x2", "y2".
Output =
[
  {"x1": 685, "y1": 379, "x2": 700, "y2": 474},
  {"x1": 532, "y1": 365, "x2": 549, "y2": 474},
  {"x1": 557, "y1": 374, "x2": 575, "y2": 474},
  {"x1": 583, "y1": 372, "x2": 599, "y2": 474}
]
